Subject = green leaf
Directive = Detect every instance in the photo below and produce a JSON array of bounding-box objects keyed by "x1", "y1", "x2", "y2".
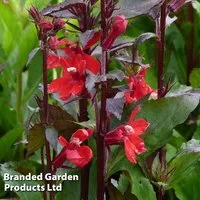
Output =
[
  {"x1": 173, "y1": 162, "x2": 200, "y2": 200},
  {"x1": 0, "y1": 99, "x2": 17, "y2": 132},
  {"x1": 137, "y1": 94, "x2": 199, "y2": 155},
  {"x1": 0, "y1": 165, "x2": 42, "y2": 200},
  {"x1": 56, "y1": 170, "x2": 80, "y2": 200},
  {"x1": 118, "y1": 173, "x2": 130, "y2": 195},
  {"x1": 0, "y1": 127, "x2": 23, "y2": 160},
  {"x1": 189, "y1": 68, "x2": 200, "y2": 88},
  {"x1": 113, "y1": 0, "x2": 163, "y2": 19},
  {"x1": 107, "y1": 147, "x2": 156, "y2": 200},
  {"x1": 167, "y1": 139, "x2": 200, "y2": 188},
  {"x1": 27, "y1": 124, "x2": 45, "y2": 156},
  {"x1": 23, "y1": 51, "x2": 42, "y2": 103}
]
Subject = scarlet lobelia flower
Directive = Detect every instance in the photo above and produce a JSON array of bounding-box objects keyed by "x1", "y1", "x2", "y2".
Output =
[
  {"x1": 102, "y1": 15, "x2": 128, "y2": 49},
  {"x1": 53, "y1": 129, "x2": 93, "y2": 169},
  {"x1": 105, "y1": 106, "x2": 149, "y2": 164},
  {"x1": 125, "y1": 68, "x2": 157, "y2": 103},
  {"x1": 47, "y1": 37, "x2": 100, "y2": 100}
]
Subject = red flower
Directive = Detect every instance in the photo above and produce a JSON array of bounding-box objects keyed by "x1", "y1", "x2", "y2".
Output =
[
  {"x1": 125, "y1": 68, "x2": 157, "y2": 103},
  {"x1": 53, "y1": 129, "x2": 93, "y2": 169},
  {"x1": 102, "y1": 15, "x2": 128, "y2": 49},
  {"x1": 105, "y1": 106, "x2": 149, "y2": 164},
  {"x1": 48, "y1": 55, "x2": 86, "y2": 100},
  {"x1": 47, "y1": 38, "x2": 100, "y2": 100}
]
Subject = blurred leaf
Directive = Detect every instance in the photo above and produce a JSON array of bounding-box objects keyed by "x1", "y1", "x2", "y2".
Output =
[
  {"x1": 27, "y1": 124, "x2": 45, "y2": 156},
  {"x1": 24, "y1": 51, "x2": 42, "y2": 103},
  {"x1": 0, "y1": 165, "x2": 42, "y2": 200},
  {"x1": 0, "y1": 127, "x2": 23, "y2": 160},
  {"x1": 189, "y1": 68, "x2": 200, "y2": 88},
  {"x1": 0, "y1": 99, "x2": 17, "y2": 132},
  {"x1": 113, "y1": 0, "x2": 163, "y2": 19}
]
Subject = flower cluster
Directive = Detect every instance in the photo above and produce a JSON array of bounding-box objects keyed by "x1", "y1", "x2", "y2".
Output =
[
  {"x1": 47, "y1": 37, "x2": 100, "y2": 100},
  {"x1": 48, "y1": 14, "x2": 152, "y2": 168}
]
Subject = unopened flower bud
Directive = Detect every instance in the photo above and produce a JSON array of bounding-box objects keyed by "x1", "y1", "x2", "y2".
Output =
[
  {"x1": 39, "y1": 19, "x2": 53, "y2": 33},
  {"x1": 53, "y1": 18, "x2": 65, "y2": 31},
  {"x1": 102, "y1": 15, "x2": 128, "y2": 49},
  {"x1": 28, "y1": 6, "x2": 42, "y2": 23}
]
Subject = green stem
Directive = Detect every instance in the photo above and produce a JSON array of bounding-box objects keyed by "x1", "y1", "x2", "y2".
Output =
[{"x1": 16, "y1": 70, "x2": 24, "y2": 160}]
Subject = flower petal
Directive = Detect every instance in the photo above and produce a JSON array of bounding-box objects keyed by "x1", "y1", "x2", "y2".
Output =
[
  {"x1": 47, "y1": 55, "x2": 70, "y2": 68},
  {"x1": 71, "y1": 129, "x2": 93, "y2": 143},
  {"x1": 123, "y1": 137, "x2": 137, "y2": 164},
  {"x1": 52, "y1": 147, "x2": 68, "y2": 169},
  {"x1": 66, "y1": 146, "x2": 93, "y2": 168},
  {"x1": 129, "y1": 119, "x2": 149, "y2": 136},
  {"x1": 124, "y1": 136, "x2": 146, "y2": 164},
  {"x1": 83, "y1": 31, "x2": 101, "y2": 50},
  {"x1": 82, "y1": 53, "x2": 100, "y2": 75},
  {"x1": 105, "y1": 126, "x2": 125, "y2": 145},
  {"x1": 58, "y1": 136, "x2": 68, "y2": 147}
]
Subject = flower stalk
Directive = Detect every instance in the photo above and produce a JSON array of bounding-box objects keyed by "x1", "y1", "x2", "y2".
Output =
[
  {"x1": 41, "y1": 39, "x2": 55, "y2": 200},
  {"x1": 156, "y1": 1, "x2": 167, "y2": 199},
  {"x1": 96, "y1": 0, "x2": 109, "y2": 199}
]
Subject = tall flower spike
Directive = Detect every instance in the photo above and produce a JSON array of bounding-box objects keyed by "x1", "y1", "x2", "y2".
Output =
[
  {"x1": 102, "y1": 15, "x2": 128, "y2": 49},
  {"x1": 105, "y1": 106, "x2": 149, "y2": 164},
  {"x1": 53, "y1": 129, "x2": 93, "y2": 169}
]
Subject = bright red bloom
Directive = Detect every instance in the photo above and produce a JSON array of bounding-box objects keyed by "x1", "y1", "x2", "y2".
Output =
[
  {"x1": 125, "y1": 68, "x2": 157, "y2": 103},
  {"x1": 47, "y1": 37, "x2": 100, "y2": 100},
  {"x1": 102, "y1": 15, "x2": 128, "y2": 49},
  {"x1": 53, "y1": 129, "x2": 93, "y2": 169},
  {"x1": 105, "y1": 106, "x2": 149, "y2": 164}
]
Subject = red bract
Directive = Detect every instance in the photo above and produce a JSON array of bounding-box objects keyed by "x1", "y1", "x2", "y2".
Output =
[
  {"x1": 47, "y1": 37, "x2": 100, "y2": 100},
  {"x1": 102, "y1": 15, "x2": 128, "y2": 49},
  {"x1": 53, "y1": 129, "x2": 93, "y2": 169},
  {"x1": 105, "y1": 106, "x2": 149, "y2": 164},
  {"x1": 125, "y1": 68, "x2": 157, "y2": 103}
]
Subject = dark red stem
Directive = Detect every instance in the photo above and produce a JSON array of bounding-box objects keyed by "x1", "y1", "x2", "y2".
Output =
[
  {"x1": 42, "y1": 39, "x2": 55, "y2": 200},
  {"x1": 157, "y1": 1, "x2": 166, "y2": 99},
  {"x1": 79, "y1": 99, "x2": 90, "y2": 200},
  {"x1": 41, "y1": 147, "x2": 47, "y2": 200},
  {"x1": 156, "y1": 2, "x2": 167, "y2": 200},
  {"x1": 96, "y1": 0, "x2": 108, "y2": 199}
]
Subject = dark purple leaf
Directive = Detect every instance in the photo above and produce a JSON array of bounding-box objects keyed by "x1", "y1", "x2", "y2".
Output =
[
  {"x1": 41, "y1": 0, "x2": 86, "y2": 18},
  {"x1": 85, "y1": 71, "x2": 106, "y2": 93},
  {"x1": 168, "y1": 0, "x2": 192, "y2": 13},
  {"x1": 113, "y1": 0, "x2": 163, "y2": 19},
  {"x1": 107, "y1": 97, "x2": 125, "y2": 120},
  {"x1": 107, "y1": 70, "x2": 125, "y2": 81}
]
